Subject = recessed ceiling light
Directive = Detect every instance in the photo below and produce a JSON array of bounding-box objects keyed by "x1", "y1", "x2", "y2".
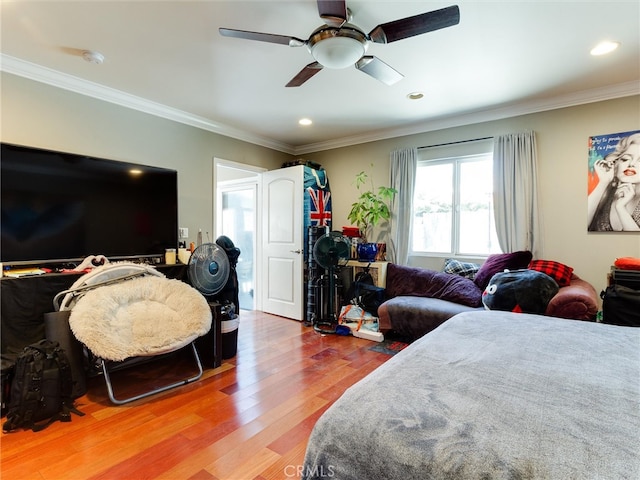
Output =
[
  {"x1": 129, "y1": 169, "x2": 143, "y2": 176},
  {"x1": 590, "y1": 41, "x2": 620, "y2": 56},
  {"x1": 299, "y1": 118, "x2": 313, "y2": 126},
  {"x1": 407, "y1": 92, "x2": 424, "y2": 100}
]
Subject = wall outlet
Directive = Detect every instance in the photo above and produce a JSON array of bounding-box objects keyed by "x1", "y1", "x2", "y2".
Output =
[{"x1": 178, "y1": 227, "x2": 189, "y2": 239}]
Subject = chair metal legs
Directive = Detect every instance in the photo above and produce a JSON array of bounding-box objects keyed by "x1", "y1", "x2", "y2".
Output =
[{"x1": 101, "y1": 342, "x2": 203, "y2": 405}]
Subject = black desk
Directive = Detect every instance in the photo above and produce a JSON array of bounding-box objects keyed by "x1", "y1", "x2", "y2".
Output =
[
  {"x1": 0, "y1": 264, "x2": 221, "y2": 368},
  {"x1": 1, "y1": 272, "x2": 81, "y2": 354}
]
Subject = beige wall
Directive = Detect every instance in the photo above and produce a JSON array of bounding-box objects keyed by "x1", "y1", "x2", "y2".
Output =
[
  {"x1": 2, "y1": 71, "x2": 639, "y2": 298},
  {"x1": 304, "y1": 96, "x2": 640, "y2": 297},
  {"x1": 0, "y1": 72, "x2": 289, "y2": 246}
]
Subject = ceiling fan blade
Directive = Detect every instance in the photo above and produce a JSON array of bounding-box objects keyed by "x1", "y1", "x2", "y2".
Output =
[
  {"x1": 219, "y1": 28, "x2": 306, "y2": 47},
  {"x1": 286, "y1": 62, "x2": 324, "y2": 87},
  {"x1": 368, "y1": 5, "x2": 460, "y2": 44},
  {"x1": 317, "y1": 0, "x2": 348, "y2": 27},
  {"x1": 355, "y1": 56, "x2": 403, "y2": 85}
]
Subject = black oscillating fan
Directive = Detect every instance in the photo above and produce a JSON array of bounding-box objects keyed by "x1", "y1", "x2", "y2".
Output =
[
  {"x1": 312, "y1": 231, "x2": 351, "y2": 333},
  {"x1": 188, "y1": 243, "x2": 230, "y2": 298}
]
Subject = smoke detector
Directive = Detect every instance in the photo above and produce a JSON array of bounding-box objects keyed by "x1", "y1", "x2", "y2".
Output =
[{"x1": 82, "y1": 50, "x2": 105, "y2": 64}]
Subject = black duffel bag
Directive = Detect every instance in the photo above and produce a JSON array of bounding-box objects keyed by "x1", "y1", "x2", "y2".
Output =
[{"x1": 601, "y1": 284, "x2": 640, "y2": 327}]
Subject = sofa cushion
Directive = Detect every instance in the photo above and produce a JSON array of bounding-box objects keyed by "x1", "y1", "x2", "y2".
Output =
[
  {"x1": 474, "y1": 251, "x2": 533, "y2": 291},
  {"x1": 378, "y1": 296, "x2": 483, "y2": 340},
  {"x1": 386, "y1": 263, "x2": 483, "y2": 307},
  {"x1": 528, "y1": 260, "x2": 574, "y2": 287},
  {"x1": 442, "y1": 258, "x2": 480, "y2": 279}
]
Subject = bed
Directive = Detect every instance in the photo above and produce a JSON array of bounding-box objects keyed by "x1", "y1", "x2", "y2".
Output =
[{"x1": 302, "y1": 311, "x2": 640, "y2": 479}]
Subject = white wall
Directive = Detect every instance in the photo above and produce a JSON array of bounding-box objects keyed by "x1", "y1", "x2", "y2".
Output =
[{"x1": 304, "y1": 96, "x2": 640, "y2": 298}]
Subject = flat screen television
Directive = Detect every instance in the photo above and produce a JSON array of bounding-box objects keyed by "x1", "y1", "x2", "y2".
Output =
[{"x1": 1, "y1": 143, "x2": 178, "y2": 266}]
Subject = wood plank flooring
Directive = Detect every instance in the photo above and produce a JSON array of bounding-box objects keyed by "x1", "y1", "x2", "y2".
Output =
[{"x1": 1, "y1": 311, "x2": 393, "y2": 480}]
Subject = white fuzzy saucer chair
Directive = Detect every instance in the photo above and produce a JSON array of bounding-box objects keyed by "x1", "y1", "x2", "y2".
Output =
[{"x1": 54, "y1": 261, "x2": 212, "y2": 404}]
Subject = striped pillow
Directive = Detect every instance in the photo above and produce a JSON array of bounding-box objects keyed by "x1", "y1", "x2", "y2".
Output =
[
  {"x1": 443, "y1": 258, "x2": 480, "y2": 280},
  {"x1": 528, "y1": 260, "x2": 574, "y2": 287}
]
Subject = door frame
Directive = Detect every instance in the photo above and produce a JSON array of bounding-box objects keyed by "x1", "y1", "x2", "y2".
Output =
[{"x1": 213, "y1": 158, "x2": 266, "y2": 311}]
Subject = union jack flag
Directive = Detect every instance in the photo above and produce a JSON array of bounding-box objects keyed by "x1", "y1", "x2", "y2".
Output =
[{"x1": 307, "y1": 187, "x2": 332, "y2": 226}]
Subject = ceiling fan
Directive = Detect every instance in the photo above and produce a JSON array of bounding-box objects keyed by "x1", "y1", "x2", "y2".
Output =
[{"x1": 219, "y1": 1, "x2": 460, "y2": 87}]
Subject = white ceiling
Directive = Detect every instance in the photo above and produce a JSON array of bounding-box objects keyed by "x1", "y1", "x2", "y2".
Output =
[{"x1": 1, "y1": 1, "x2": 639, "y2": 155}]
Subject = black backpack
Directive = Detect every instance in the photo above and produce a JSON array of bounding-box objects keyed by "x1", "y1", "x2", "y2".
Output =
[
  {"x1": 601, "y1": 284, "x2": 640, "y2": 327},
  {"x1": 1, "y1": 353, "x2": 17, "y2": 417},
  {"x1": 348, "y1": 268, "x2": 386, "y2": 317},
  {"x1": 2, "y1": 340, "x2": 84, "y2": 433}
]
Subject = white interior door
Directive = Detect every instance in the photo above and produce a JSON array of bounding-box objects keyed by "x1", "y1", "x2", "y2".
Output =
[{"x1": 261, "y1": 166, "x2": 304, "y2": 320}]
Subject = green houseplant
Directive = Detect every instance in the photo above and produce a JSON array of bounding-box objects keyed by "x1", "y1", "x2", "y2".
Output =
[{"x1": 347, "y1": 169, "x2": 397, "y2": 247}]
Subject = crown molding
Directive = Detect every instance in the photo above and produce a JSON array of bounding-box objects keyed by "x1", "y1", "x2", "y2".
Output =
[
  {"x1": 293, "y1": 80, "x2": 640, "y2": 155},
  {"x1": 2, "y1": 54, "x2": 637, "y2": 157},
  {"x1": 0, "y1": 54, "x2": 296, "y2": 155}
]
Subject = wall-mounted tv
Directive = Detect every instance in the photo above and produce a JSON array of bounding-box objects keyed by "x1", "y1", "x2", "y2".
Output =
[{"x1": 1, "y1": 143, "x2": 178, "y2": 266}]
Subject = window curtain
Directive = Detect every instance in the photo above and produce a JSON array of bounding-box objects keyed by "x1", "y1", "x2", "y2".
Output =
[
  {"x1": 493, "y1": 131, "x2": 542, "y2": 257},
  {"x1": 388, "y1": 147, "x2": 417, "y2": 265}
]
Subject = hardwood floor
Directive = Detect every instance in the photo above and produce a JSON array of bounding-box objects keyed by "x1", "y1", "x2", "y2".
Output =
[{"x1": 1, "y1": 311, "x2": 393, "y2": 480}]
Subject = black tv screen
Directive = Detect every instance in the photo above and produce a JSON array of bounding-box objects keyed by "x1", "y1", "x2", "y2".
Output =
[{"x1": 1, "y1": 143, "x2": 178, "y2": 266}]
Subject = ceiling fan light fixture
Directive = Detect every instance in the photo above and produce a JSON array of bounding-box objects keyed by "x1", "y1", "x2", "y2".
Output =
[
  {"x1": 309, "y1": 32, "x2": 366, "y2": 69},
  {"x1": 311, "y1": 36, "x2": 365, "y2": 69}
]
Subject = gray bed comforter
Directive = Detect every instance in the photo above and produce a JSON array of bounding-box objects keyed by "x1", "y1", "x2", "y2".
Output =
[{"x1": 302, "y1": 311, "x2": 640, "y2": 479}]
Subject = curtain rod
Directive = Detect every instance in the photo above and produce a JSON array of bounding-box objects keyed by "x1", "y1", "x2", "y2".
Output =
[{"x1": 418, "y1": 136, "x2": 493, "y2": 150}]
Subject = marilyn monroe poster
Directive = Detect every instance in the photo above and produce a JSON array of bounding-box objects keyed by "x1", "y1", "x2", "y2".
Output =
[{"x1": 587, "y1": 130, "x2": 640, "y2": 232}]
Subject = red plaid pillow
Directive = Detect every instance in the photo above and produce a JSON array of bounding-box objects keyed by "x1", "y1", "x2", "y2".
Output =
[{"x1": 528, "y1": 260, "x2": 573, "y2": 287}]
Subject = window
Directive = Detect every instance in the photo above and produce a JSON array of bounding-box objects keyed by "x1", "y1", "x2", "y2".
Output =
[{"x1": 411, "y1": 146, "x2": 501, "y2": 256}]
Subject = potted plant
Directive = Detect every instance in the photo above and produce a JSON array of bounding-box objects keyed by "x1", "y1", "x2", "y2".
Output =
[{"x1": 347, "y1": 169, "x2": 397, "y2": 261}]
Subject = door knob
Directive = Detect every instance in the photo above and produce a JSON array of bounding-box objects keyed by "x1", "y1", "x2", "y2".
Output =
[{"x1": 290, "y1": 249, "x2": 302, "y2": 254}]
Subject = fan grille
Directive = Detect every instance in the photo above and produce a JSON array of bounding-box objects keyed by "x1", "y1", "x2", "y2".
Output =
[
  {"x1": 188, "y1": 243, "x2": 230, "y2": 296},
  {"x1": 313, "y1": 232, "x2": 350, "y2": 269}
]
